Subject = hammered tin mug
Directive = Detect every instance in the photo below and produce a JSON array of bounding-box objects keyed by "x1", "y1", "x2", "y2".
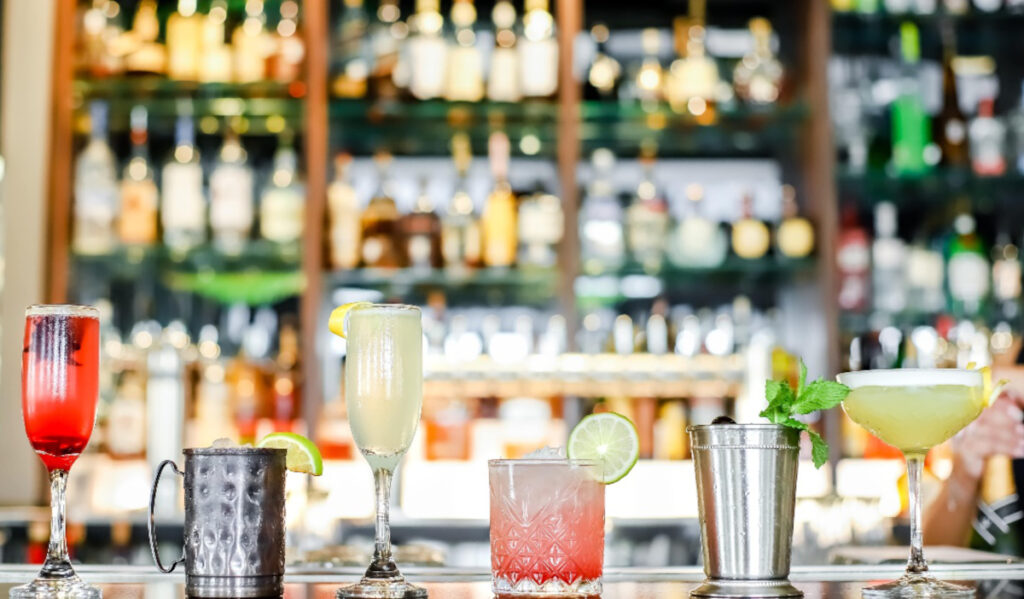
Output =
[{"x1": 148, "y1": 447, "x2": 287, "y2": 598}]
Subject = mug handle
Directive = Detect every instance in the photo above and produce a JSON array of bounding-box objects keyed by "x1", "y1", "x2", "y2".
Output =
[{"x1": 148, "y1": 459, "x2": 185, "y2": 574}]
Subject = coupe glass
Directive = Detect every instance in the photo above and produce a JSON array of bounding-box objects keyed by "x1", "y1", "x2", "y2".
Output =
[
  {"x1": 13, "y1": 305, "x2": 101, "y2": 599},
  {"x1": 838, "y1": 368, "x2": 986, "y2": 598},
  {"x1": 337, "y1": 304, "x2": 427, "y2": 599}
]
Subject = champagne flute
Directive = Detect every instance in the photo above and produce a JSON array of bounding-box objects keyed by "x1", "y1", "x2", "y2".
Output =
[
  {"x1": 14, "y1": 305, "x2": 101, "y2": 599},
  {"x1": 337, "y1": 304, "x2": 427, "y2": 599}
]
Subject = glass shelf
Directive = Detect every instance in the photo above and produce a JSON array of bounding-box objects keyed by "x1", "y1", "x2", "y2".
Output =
[
  {"x1": 328, "y1": 99, "x2": 807, "y2": 157},
  {"x1": 74, "y1": 77, "x2": 304, "y2": 134},
  {"x1": 71, "y1": 242, "x2": 303, "y2": 305},
  {"x1": 837, "y1": 167, "x2": 1024, "y2": 206},
  {"x1": 576, "y1": 257, "x2": 817, "y2": 307},
  {"x1": 832, "y1": 10, "x2": 1024, "y2": 55},
  {"x1": 326, "y1": 267, "x2": 560, "y2": 306}
]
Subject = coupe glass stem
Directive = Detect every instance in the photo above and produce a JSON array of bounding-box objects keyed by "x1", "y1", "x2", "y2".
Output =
[
  {"x1": 367, "y1": 466, "x2": 398, "y2": 578},
  {"x1": 40, "y1": 469, "x2": 75, "y2": 579},
  {"x1": 906, "y1": 454, "x2": 928, "y2": 575}
]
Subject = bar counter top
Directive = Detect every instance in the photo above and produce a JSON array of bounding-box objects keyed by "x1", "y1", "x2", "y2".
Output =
[{"x1": 2, "y1": 564, "x2": 1024, "y2": 598}]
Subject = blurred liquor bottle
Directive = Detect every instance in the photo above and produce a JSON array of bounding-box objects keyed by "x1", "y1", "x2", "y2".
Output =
[
  {"x1": 74, "y1": 100, "x2": 118, "y2": 255},
  {"x1": 361, "y1": 151, "x2": 402, "y2": 268},
  {"x1": 1010, "y1": 82, "x2": 1024, "y2": 175},
  {"x1": 488, "y1": 1, "x2": 521, "y2": 102},
  {"x1": 259, "y1": 132, "x2": 306, "y2": 247},
  {"x1": 946, "y1": 211, "x2": 990, "y2": 317},
  {"x1": 200, "y1": 0, "x2": 233, "y2": 82},
  {"x1": 442, "y1": 134, "x2": 482, "y2": 269},
  {"x1": 118, "y1": 106, "x2": 158, "y2": 246},
  {"x1": 626, "y1": 148, "x2": 669, "y2": 273},
  {"x1": 518, "y1": 0, "x2": 558, "y2": 98},
  {"x1": 936, "y1": 22, "x2": 967, "y2": 168},
  {"x1": 106, "y1": 371, "x2": 146, "y2": 460},
  {"x1": 664, "y1": 1, "x2": 719, "y2": 117},
  {"x1": 333, "y1": 0, "x2": 370, "y2": 98},
  {"x1": 482, "y1": 132, "x2": 518, "y2": 268},
  {"x1": 517, "y1": 186, "x2": 563, "y2": 268},
  {"x1": 445, "y1": 0, "x2": 484, "y2": 102},
  {"x1": 161, "y1": 114, "x2": 206, "y2": 254},
  {"x1": 167, "y1": 0, "x2": 202, "y2": 81},
  {"x1": 731, "y1": 191, "x2": 771, "y2": 260},
  {"x1": 124, "y1": 0, "x2": 166, "y2": 75},
  {"x1": 890, "y1": 22, "x2": 932, "y2": 176},
  {"x1": 269, "y1": 0, "x2": 305, "y2": 83},
  {"x1": 668, "y1": 183, "x2": 727, "y2": 268},
  {"x1": 271, "y1": 321, "x2": 302, "y2": 432},
  {"x1": 400, "y1": 179, "x2": 444, "y2": 271},
  {"x1": 368, "y1": 0, "x2": 404, "y2": 100},
  {"x1": 233, "y1": 0, "x2": 272, "y2": 83},
  {"x1": 584, "y1": 24, "x2": 620, "y2": 100},
  {"x1": 871, "y1": 202, "x2": 907, "y2": 315},
  {"x1": 579, "y1": 149, "x2": 625, "y2": 275},
  {"x1": 776, "y1": 185, "x2": 814, "y2": 259},
  {"x1": 969, "y1": 97, "x2": 1007, "y2": 177},
  {"x1": 209, "y1": 125, "x2": 255, "y2": 255},
  {"x1": 992, "y1": 232, "x2": 1022, "y2": 319},
  {"x1": 327, "y1": 153, "x2": 362, "y2": 270},
  {"x1": 634, "y1": 28, "x2": 664, "y2": 106},
  {"x1": 837, "y1": 205, "x2": 870, "y2": 312},
  {"x1": 732, "y1": 18, "x2": 783, "y2": 105},
  {"x1": 408, "y1": 0, "x2": 448, "y2": 100}
]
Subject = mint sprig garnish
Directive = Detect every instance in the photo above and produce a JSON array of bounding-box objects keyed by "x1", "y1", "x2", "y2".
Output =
[{"x1": 759, "y1": 360, "x2": 849, "y2": 469}]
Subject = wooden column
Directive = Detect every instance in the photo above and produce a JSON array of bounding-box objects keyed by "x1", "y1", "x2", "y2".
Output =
[
  {"x1": 799, "y1": 0, "x2": 841, "y2": 465},
  {"x1": 301, "y1": 0, "x2": 329, "y2": 426},
  {"x1": 44, "y1": 0, "x2": 76, "y2": 303},
  {"x1": 556, "y1": 0, "x2": 582, "y2": 347}
]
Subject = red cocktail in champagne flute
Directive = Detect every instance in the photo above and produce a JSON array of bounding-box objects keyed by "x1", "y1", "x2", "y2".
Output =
[{"x1": 14, "y1": 305, "x2": 101, "y2": 599}]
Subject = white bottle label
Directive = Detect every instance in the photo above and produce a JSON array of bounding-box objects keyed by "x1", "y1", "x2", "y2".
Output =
[
  {"x1": 210, "y1": 164, "x2": 254, "y2": 236},
  {"x1": 948, "y1": 252, "x2": 990, "y2": 302},
  {"x1": 260, "y1": 188, "x2": 304, "y2": 243}
]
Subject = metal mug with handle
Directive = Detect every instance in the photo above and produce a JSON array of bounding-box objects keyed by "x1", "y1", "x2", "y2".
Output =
[{"x1": 148, "y1": 447, "x2": 288, "y2": 598}]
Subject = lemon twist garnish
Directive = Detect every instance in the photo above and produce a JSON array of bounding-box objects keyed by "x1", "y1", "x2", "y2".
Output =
[{"x1": 328, "y1": 302, "x2": 371, "y2": 338}]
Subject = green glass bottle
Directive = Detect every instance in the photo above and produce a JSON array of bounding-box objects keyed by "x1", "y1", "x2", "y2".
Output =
[{"x1": 891, "y1": 22, "x2": 932, "y2": 177}]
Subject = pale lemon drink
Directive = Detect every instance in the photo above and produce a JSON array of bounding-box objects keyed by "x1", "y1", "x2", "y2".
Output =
[
  {"x1": 334, "y1": 303, "x2": 427, "y2": 599},
  {"x1": 345, "y1": 305, "x2": 423, "y2": 472},
  {"x1": 837, "y1": 368, "x2": 986, "y2": 599}
]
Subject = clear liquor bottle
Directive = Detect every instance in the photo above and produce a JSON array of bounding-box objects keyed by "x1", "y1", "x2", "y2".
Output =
[
  {"x1": 584, "y1": 24, "x2": 620, "y2": 100},
  {"x1": 517, "y1": 185, "x2": 563, "y2": 268},
  {"x1": 209, "y1": 126, "x2": 255, "y2": 254},
  {"x1": 118, "y1": 106, "x2": 158, "y2": 245},
  {"x1": 579, "y1": 149, "x2": 625, "y2": 275},
  {"x1": 333, "y1": 0, "x2": 370, "y2": 98},
  {"x1": 518, "y1": 0, "x2": 558, "y2": 98},
  {"x1": 668, "y1": 184, "x2": 727, "y2": 268},
  {"x1": 233, "y1": 1, "x2": 271, "y2": 83},
  {"x1": 441, "y1": 134, "x2": 482, "y2": 269},
  {"x1": 327, "y1": 153, "x2": 362, "y2": 270},
  {"x1": 73, "y1": 100, "x2": 118, "y2": 255},
  {"x1": 409, "y1": 0, "x2": 448, "y2": 100},
  {"x1": 871, "y1": 202, "x2": 907, "y2": 315},
  {"x1": 161, "y1": 114, "x2": 206, "y2": 253},
  {"x1": 259, "y1": 132, "x2": 305, "y2": 246},
  {"x1": 732, "y1": 18, "x2": 783, "y2": 105},
  {"x1": 199, "y1": 0, "x2": 232, "y2": 83},
  {"x1": 626, "y1": 153, "x2": 670, "y2": 273},
  {"x1": 487, "y1": 1, "x2": 521, "y2": 102},
  {"x1": 445, "y1": 0, "x2": 484, "y2": 101},
  {"x1": 634, "y1": 28, "x2": 664, "y2": 105},
  {"x1": 991, "y1": 231, "x2": 1022, "y2": 319}
]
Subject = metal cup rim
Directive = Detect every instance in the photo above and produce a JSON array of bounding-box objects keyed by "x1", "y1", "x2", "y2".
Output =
[
  {"x1": 686, "y1": 423, "x2": 792, "y2": 433},
  {"x1": 183, "y1": 447, "x2": 286, "y2": 456}
]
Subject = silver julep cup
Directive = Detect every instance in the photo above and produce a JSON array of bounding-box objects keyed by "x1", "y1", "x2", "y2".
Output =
[
  {"x1": 688, "y1": 424, "x2": 803, "y2": 599},
  {"x1": 148, "y1": 447, "x2": 288, "y2": 598}
]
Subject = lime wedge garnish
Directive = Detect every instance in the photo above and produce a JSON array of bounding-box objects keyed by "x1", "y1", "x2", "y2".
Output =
[
  {"x1": 567, "y1": 412, "x2": 640, "y2": 484},
  {"x1": 328, "y1": 302, "x2": 371, "y2": 338},
  {"x1": 257, "y1": 432, "x2": 324, "y2": 476}
]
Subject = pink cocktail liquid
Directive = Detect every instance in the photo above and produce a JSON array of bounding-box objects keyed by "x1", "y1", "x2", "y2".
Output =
[
  {"x1": 22, "y1": 310, "x2": 100, "y2": 472},
  {"x1": 489, "y1": 460, "x2": 605, "y2": 597}
]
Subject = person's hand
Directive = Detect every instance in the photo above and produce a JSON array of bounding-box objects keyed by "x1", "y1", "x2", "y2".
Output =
[{"x1": 951, "y1": 389, "x2": 1024, "y2": 481}]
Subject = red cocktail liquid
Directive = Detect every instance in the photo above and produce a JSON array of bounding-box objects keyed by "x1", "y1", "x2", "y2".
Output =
[{"x1": 22, "y1": 312, "x2": 99, "y2": 472}]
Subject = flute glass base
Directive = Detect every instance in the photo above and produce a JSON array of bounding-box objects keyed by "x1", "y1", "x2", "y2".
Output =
[
  {"x1": 9, "y1": 576, "x2": 101, "y2": 599},
  {"x1": 861, "y1": 574, "x2": 974, "y2": 598},
  {"x1": 335, "y1": 578, "x2": 427, "y2": 599}
]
